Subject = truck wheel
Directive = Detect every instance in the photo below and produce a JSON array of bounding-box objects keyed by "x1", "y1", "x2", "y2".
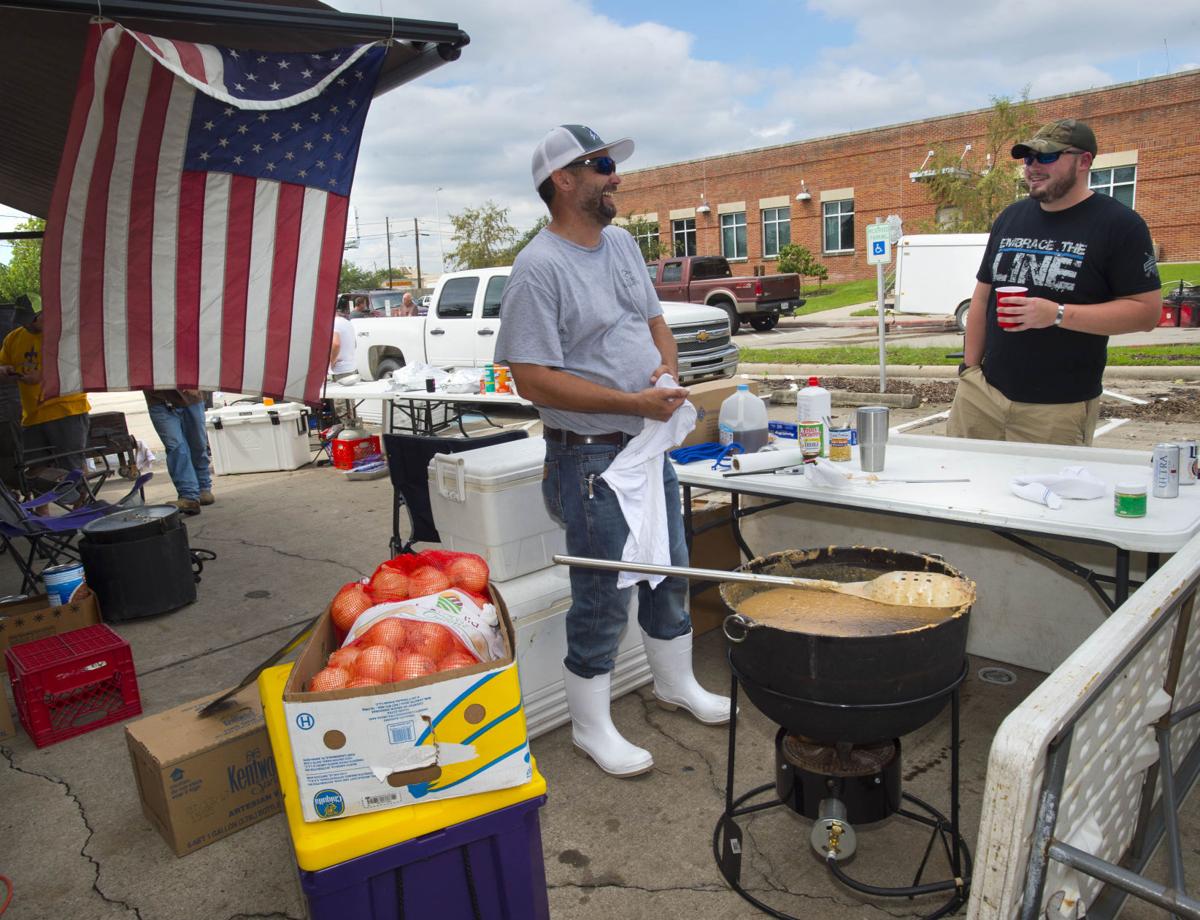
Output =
[
  {"x1": 718, "y1": 303, "x2": 740, "y2": 335},
  {"x1": 375, "y1": 357, "x2": 404, "y2": 380},
  {"x1": 954, "y1": 300, "x2": 970, "y2": 333},
  {"x1": 750, "y1": 314, "x2": 778, "y2": 332}
]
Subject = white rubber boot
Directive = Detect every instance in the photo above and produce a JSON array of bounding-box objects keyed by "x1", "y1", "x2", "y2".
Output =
[
  {"x1": 562, "y1": 667, "x2": 653, "y2": 777},
  {"x1": 642, "y1": 630, "x2": 732, "y2": 725}
]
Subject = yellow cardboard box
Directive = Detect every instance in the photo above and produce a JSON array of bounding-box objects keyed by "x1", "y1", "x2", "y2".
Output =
[{"x1": 282, "y1": 585, "x2": 530, "y2": 821}]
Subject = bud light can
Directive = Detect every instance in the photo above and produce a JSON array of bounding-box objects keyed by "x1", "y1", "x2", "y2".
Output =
[
  {"x1": 1152, "y1": 443, "x2": 1180, "y2": 499},
  {"x1": 1178, "y1": 439, "x2": 1198, "y2": 486}
]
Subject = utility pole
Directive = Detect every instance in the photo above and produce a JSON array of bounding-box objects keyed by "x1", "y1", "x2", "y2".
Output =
[
  {"x1": 413, "y1": 217, "x2": 423, "y2": 290},
  {"x1": 384, "y1": 216, "x2": 393, "y2": 287}
]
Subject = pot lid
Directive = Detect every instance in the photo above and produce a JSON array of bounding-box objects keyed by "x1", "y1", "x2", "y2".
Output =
[
  {"x1": 82, "y1": 504, "x2": 180, "y2": 534},
  {"x1": 336, "y1": 427, "x2": 371, "y2": 441}
]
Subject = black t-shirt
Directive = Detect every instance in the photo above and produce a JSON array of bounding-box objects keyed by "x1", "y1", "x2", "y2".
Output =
[{"x1": 977, "y1": 193, "x2": 1160, "y2": 404}]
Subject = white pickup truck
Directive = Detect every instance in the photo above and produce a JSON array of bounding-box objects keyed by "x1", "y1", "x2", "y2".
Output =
[{"x1": 351, "y1": 266, "x2": 740, "y2": 385}]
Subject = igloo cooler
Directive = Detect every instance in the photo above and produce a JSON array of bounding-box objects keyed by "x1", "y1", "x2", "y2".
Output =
[
  {"x1": 428, "y1": 436, "x2": 565, "y2": 581},
  {"x1": 205, "y1": 402, "x2": 311, "y2": 474}
]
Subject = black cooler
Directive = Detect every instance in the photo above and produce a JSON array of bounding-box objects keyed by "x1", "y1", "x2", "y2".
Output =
[{"x1": 79, "y1": 506, "x2": 196, "y2": 621}]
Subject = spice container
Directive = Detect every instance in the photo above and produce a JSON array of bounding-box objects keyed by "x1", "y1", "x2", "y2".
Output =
[{"x1": 1114, "y1": 481, "x2": 1147, "y2": 518}]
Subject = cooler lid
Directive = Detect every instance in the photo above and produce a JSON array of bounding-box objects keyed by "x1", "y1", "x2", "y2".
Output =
[
  {"x1": 205, "y1": 402, "x2": 305, "y2": 425},
  {"x1": 429, "y1": 436, "x2": 546, "y2": 486},
  {"x1": 490, "y1": 564, "x2": 572, "y2": 621}
]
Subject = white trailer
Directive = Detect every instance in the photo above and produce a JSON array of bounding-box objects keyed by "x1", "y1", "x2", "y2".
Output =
[{"x1": 892, "y1": 232, "x2": 988, "y2": 332}]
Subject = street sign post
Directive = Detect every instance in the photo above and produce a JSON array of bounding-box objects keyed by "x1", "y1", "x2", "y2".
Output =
[{"x1": 867, "y1": 221, "x2": 892, "y2": 392}]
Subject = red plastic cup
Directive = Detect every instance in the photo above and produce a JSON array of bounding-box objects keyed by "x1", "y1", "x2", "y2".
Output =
[{"x1": 995, "y1": 286, "x2": 1028, "y2": 329}]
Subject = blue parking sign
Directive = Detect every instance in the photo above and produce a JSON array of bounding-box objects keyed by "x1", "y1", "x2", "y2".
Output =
[{"x1": 871, "y1": 240, "x2": 886, "y2": 255}]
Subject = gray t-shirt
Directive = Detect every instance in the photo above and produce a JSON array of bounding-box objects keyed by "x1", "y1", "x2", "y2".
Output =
[{"x1": 494, "y1": 225, "x2": 663, "y2": 436}]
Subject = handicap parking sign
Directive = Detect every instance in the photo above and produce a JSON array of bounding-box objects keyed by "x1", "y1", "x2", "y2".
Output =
[
  {"x1": 871, "y1": 240, "x2": 886, "y2": 256},
  {"x1": 866, "y1": 224, "x2": 892, "y2": 265}
]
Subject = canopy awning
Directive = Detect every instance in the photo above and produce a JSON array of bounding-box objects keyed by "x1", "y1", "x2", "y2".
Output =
[{"x1": 0, "y1": 0, "x2": 469, "y2": 217}]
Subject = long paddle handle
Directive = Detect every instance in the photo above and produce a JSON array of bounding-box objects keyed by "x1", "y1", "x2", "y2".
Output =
[{"x1": 551, "y1": 554, "x2": 839, "y2": 590}]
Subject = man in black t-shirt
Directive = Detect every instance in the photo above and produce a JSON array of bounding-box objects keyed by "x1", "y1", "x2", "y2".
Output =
[{"x1": 947, "y1": 118, "x2": 1161, "y2": 445}]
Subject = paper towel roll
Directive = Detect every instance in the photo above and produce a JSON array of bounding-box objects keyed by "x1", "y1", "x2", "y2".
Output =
[{"x1": 730, "y1": 448, "x2": 807, "y2": 473}]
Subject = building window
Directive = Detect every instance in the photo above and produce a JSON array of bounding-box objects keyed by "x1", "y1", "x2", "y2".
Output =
[
  {"x1": 762, "y1": 207, "x2": 790, "y2": 258},
  {"x1": 1090, "y1": 166, "x2": 1136, "y2": 209},
  {"x1": 672, "y1": 218, "x2": 696, "y2": 256},
  {"x1": 632, "y1": 220, "x2": 660, "y2": 254},
  {"x1": 720, "y1": 211, "x2": 747, "y2": 259},
  {"x1": 823, "y1": 199, "x2": 854, "y2": 253}
]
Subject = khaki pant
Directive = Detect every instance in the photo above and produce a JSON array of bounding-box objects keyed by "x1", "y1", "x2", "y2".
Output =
[{"x1": 946, "y1": 366, "x2": 1100, "y2": 446}]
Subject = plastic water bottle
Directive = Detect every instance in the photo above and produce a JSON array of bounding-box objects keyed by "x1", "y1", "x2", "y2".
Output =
[
  {"x1": 718, "y1": 384, "x2": 769, "y2": 453},
  {"x1": 797, "y1": 376, "x2": 832, "y2": 456}
]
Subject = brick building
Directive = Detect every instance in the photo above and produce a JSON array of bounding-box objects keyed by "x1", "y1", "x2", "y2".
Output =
[{"x1": 615, "y1": 69, "x2": 1200, "y2": 283}]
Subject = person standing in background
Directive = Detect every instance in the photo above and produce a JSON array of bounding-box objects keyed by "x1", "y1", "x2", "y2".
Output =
[
  {"x1": 947, "y1": 118, "x2": 1161, "y2": 445},
  {"x1": 0, "y1": 293, "x2": 92, "y2": 480},
  {"x1": 144, "y1": 390, "x2": 213, "y2": 516}
]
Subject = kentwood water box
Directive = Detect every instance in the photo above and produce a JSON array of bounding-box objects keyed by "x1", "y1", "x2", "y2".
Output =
[{"x1": 125, "y1": 686, "x2": 281, "y2": 856}]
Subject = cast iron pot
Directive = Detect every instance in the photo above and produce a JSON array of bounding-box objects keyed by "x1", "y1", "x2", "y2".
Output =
[{"x1": 719, "y1": 546, "x2": 971, "y2": 744}]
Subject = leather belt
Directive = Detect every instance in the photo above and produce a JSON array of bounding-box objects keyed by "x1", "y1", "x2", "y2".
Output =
[{"x1": 543, "y1": 426, "x2": 632, "y2": 447}]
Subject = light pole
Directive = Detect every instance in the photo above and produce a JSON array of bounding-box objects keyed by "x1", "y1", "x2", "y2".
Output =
[{"x1": 434, "y1": 186, "x2": 445, "y2": 271}]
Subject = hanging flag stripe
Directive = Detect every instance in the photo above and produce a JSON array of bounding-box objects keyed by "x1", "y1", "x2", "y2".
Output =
[{"x1": 40, "y1": 23, "x2": 378, "y2": 403}]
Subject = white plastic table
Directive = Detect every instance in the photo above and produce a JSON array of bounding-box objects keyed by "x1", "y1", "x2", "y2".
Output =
[
  {"x1": 321, "y1": 380, "x2": 531, "y2": 436},
  {"x1": 675, "y1": 434, "x2": 1200, "y2": 610}
]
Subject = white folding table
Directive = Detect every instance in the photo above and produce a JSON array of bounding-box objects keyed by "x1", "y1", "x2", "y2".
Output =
[
  {"x1": 676, "y1": 434, "x2": 1200, "y2": 611},
  {"x1": 321, "y1": 380, "x2": 532, "y2": 436}
]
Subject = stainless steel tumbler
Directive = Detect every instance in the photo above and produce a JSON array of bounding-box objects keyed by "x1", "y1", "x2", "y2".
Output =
[{"x1": 856, "y1": 406, "x2": 890, "y2": 473}]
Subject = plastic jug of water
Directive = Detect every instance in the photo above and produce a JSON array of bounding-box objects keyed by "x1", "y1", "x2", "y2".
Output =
[{"x1": 718, "y1": 384, "x2": 769, "y2": 453}]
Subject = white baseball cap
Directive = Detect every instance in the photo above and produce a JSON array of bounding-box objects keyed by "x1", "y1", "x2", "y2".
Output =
[{"x1": 531, "y1": 124, "x2": 635, "y2": 189}]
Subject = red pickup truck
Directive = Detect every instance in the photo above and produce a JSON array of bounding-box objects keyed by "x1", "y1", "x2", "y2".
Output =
[{"x1": 647, "y1": 256, "x2": 804, "y2": 333}]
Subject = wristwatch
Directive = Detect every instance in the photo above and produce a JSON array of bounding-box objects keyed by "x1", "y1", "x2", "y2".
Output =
[{"x1": 1054, "y1": 304, "x2": 1066, "y2": 326}]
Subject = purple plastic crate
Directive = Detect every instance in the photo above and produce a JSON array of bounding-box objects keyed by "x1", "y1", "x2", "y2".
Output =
[{"x1": 300, "y1": 796, "x2": 549, "y2": 920}]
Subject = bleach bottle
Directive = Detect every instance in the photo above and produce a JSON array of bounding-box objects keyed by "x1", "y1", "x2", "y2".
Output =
[
  {"x1": 718, "y1": 384, "x2": 769, "y2": 453},
  {"x1": 797, "y1": 376, "x2": 832, "y2": 456}
]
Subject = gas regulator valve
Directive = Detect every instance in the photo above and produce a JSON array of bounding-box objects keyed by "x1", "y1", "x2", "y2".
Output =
[{"x1": 811, "y1": 798, "x2": 858, "y2": 861}]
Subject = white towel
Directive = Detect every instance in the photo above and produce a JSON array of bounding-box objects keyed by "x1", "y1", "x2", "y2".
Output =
[
  {"x1": 1010, "y1": 466, "x2": 1106, "y2": 510},
  {"x1": 600, "y1": 375, "x2": 697, "y2": 588}
]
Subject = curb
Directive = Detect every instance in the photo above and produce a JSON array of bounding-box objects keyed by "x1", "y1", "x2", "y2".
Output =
[{"x1": 738, "y1": 363, "x2": 1200, "y2": 382}]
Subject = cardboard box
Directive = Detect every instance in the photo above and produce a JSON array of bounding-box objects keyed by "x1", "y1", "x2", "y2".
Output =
[
  {"x1": 125, "y1": 686, "x2": 281, "y2": 856},
  {"x1": 688, "y1": 499, "x2": 742, "y2": 636},
  {"x1": 0, "y1": 588, "x2": 102, "y2": 657},
  {"x1": 680, "y1": 377, "x2": 760, "y2": 448},
  {"x1": 282, "y1": 587, "x2": 531, "y2": 822},
  {"x1": 0, "y1": 686, "x2": 15, "y2": 742}
]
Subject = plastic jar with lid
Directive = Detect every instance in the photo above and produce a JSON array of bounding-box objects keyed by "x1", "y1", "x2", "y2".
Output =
[{"x1": 1114, "y1": 481, "x2": 1147, "y2": 518}]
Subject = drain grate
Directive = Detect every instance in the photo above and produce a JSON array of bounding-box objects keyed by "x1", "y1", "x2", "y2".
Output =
[{"x1": 978, "y1": 666, "x2": 1017, "y2": 686}]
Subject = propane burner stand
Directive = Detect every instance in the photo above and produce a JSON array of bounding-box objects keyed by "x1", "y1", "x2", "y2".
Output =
[{"x1": 713, "y1": 664, "x2": 972, "y2": 920}]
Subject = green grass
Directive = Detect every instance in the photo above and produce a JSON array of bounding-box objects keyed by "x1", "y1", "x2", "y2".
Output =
[
  {"x1": 1161, "y1": 263, "x2": 1200, "y2": 289},
  {"x1": 739, "y1": 343, "x2": 1200, "y2": 367},
  {"x1": 794, "y1": 278, "x2": 878, "y2": 314}
]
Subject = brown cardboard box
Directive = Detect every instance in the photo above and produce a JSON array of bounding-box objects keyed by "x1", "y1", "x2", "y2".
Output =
[
  {"x1": 0, "y1": 686, "x2": 15, "y2": 741},
  {"x1": 125, "y1": 686, "x2": 281, "y2": 856},
  {"x1": 0, "y1": 589, "x2": 102, "y2": 657},
  {"x1": 680, "y1": 377, "x2": 760, "y2": 448},
  {"x1": 688, "y1": 499, "x2": 742, "y2": 636}
]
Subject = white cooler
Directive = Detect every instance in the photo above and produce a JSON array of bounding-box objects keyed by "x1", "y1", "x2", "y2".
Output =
[
  {"x1": 205, "y1": 402, "x2": 311, "y2": 475},
  {"x1": 494, "y1": 564, "x2": 650, "y2": 740},
  {"x1": 428, "y1": 436, "x2": 566, "y2": 581}
]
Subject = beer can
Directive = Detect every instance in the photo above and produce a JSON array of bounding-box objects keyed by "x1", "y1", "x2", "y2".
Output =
[
  {"x1": 1152, "y1": 443, "x2": 1180, "y2": 498},
  {"x1": 1178, "y1": 439, "x2": 1198, "y2": 486}
]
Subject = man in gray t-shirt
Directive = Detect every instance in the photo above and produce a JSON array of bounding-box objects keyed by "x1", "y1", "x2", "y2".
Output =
[{"x1": 495, "y1": 124, "x2": 730, "y2": 779}]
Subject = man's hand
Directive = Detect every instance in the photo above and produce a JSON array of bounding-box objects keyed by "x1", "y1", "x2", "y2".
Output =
[
  {"x1": 633, "y1": 384, "x2": 689, "y2": 421},
  {"x1": 19, "y1": 368, "x2": 42, "y2": 386},
  {"x1": 996, "y1": 295, "x2": 1058, "y2": 331},
  {"x1": 0, "y1": 365, "x2": 18, "y2": 378}
]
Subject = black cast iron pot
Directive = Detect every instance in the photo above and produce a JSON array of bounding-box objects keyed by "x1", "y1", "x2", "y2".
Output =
[{"x1": 719, "y1": 546, "x2": 971, "y2": 744}]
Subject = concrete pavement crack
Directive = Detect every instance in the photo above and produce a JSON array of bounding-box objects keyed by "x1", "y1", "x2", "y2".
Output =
[
  {"x1": 135, "y1": 617, "x2": 315, "y2": 678},
  {"x1": 635, "y1": 689, "x2": 726, "y2": 796},
  {"x1": 193, "y1": 534, "x2": 371, "y2": 579},
  {"x1": 1, "y1": 746, "x2": 145, "y2": 919}
]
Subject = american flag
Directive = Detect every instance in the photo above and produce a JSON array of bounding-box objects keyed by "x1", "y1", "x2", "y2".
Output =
[{"x1": 40, "y1": 22, "x2": 385, "y2": 404}]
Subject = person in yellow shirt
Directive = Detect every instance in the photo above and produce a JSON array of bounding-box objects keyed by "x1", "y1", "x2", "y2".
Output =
[{"x1": 0, "y1": 294, "x2": 91, "y2": 476}]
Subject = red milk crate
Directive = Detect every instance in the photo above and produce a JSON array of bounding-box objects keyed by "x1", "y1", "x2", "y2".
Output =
[{"x1": 5, "y1": 624, "x2": 142, "y2": 748}]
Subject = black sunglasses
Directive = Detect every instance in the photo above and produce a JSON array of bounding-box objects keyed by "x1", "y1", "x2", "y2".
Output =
[
  {"x1": 1022, "y1": 149, "x2": 1086, "y2": 166},
  {"x1": 565, "y1": 155, "x2": 617, "y2": 175}
]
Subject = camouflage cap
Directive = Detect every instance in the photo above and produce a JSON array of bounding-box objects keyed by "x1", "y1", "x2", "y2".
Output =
[{"x1": 1011, "y1": 118, "x2": 1098, "y2": 159}]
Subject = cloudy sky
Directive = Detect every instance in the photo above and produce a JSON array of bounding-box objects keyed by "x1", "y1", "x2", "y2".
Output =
[{"x1": 3, "y1": 0, "x2": 1198, "y2": 277}]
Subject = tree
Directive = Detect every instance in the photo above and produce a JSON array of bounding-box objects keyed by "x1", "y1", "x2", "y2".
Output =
[
  {"x1": 445, "y1": 201, "x2": 518, "y2": 269},
  {"x1": 776, "y1": 243, "x2": 828, "y2": 293},
  {"x1": 339, "y1": 260, "x2": 401, "y2": 291},
  {"x1": 620, "y1": 214, "x2": 667, "y2": 261},
  {"x1": 917, "y1": 92, "x2": 1040, "y2": 233},
  {"x1": 0, "y1": 217, "x2": 45, "y2": 302}
]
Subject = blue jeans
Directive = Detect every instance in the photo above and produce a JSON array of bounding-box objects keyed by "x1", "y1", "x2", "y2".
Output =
[
  {"x1": 148, "y1": 402, "x2": 212, "y2": 500},
  {"x1": 542, "y1": 440, "x2": 691, "y2": 678}
]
